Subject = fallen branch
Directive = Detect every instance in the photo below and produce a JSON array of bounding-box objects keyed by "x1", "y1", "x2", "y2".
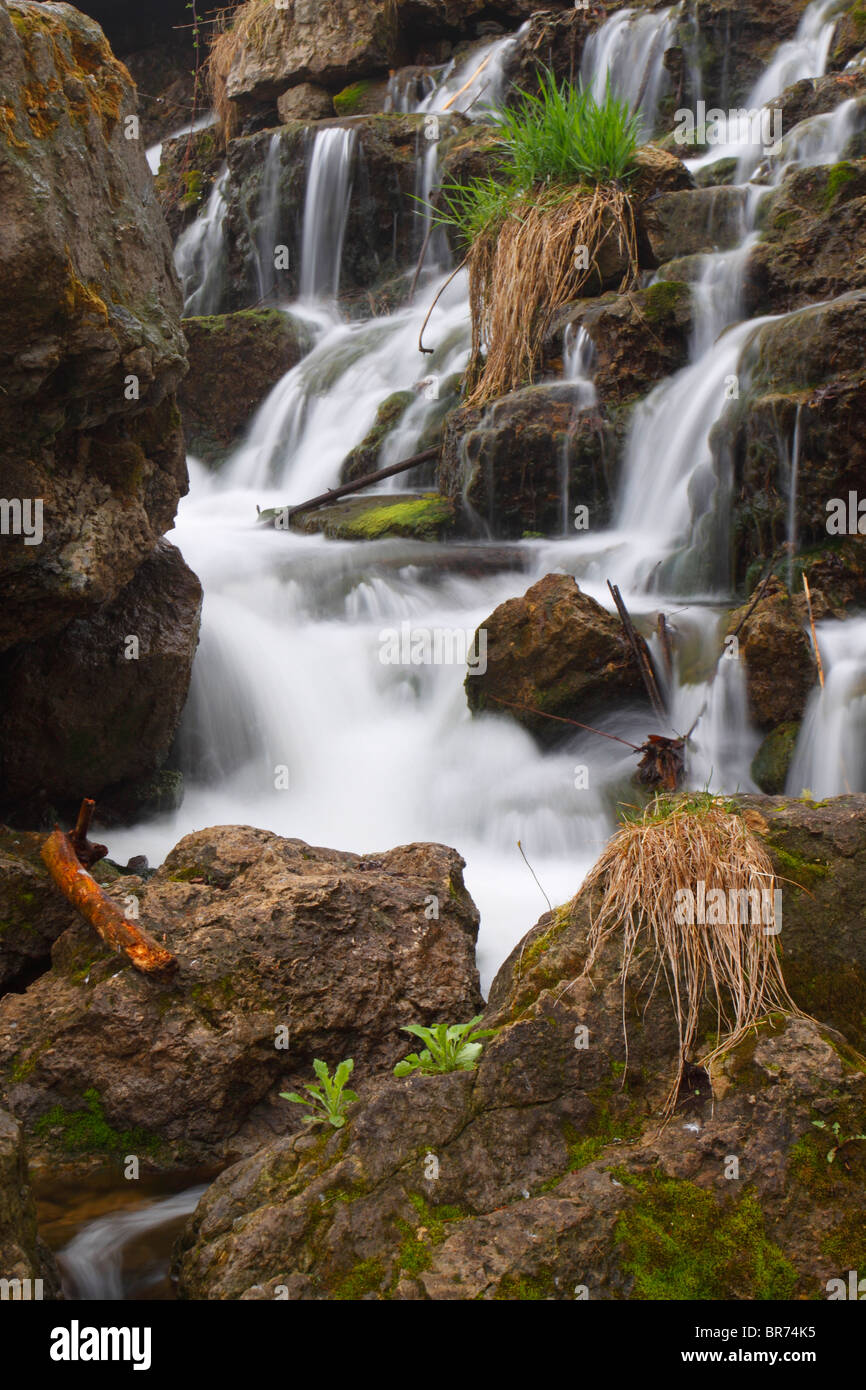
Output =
[
  {"x1": 802, "y1": 572, "x2": 825, "y2": 689},
  {"x1": 41, "y1": 806, "x2": 177, "y2": 978},
  {"x1": 607, "y1": 580, "x2": 667, "y2": 722},
  {"x1": 486, "y1": 694, "x2": 642, "y2": 748},
  {"x1": 487, "y1": 695, "x2": 686, "y2": 789},
  {"x1": 441, "y1": 52, "x2": 493, "y2": 111},
  {"x1": 262, "y1": 446, "x2": 440, "y2": 523}
]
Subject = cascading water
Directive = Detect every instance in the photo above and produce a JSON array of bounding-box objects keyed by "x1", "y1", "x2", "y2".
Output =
[
  {"x1": 112, "y1": 0, "x2": 863, "y2": 989},
  {"x1": 580, "y1": 5, "x2": 680, "y2": 134},
  {"x1": 62, "y1": 0, "x2": 866, "y2": 1301},
  {"x1": 299, "y1": 128, "x2": 357, "y2": 301},
  {"x1": 174, "y1": 168, "x2": 230, "y2": 317},
  {"x1": 786, "y1": 619, "x2": 866, "y2": 797}
]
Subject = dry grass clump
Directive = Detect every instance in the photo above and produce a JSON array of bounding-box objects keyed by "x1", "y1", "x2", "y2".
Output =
[
  {"x1": 576, "y1": 797, "x2": 803, "y2": 1116},
  {"x1": 463, "y1": 184, "x2": 637, "y2": 406},
  {"x1": 206, "y1": 0, "x2": 282, "y2": 147}
]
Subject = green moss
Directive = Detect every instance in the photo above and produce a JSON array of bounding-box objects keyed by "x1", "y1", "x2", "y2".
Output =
[
  {"x1": 640, "y1": 279, "x2": 690, "y2": 324},
  {"x1": 824, "y1": 161, "x2": 858, "y2": 208},
  {"x1": 822, "y1": 1211, "x2": 866, "y2": 1274},
  {"x1": 179, "y1": 168, "x2": 204, "y2": 208},
  {"x1": 333, "y1": 81, "x2": 373, "y2": 116},
  {"x1": 33, "y1": 1088, "x2": 163, "y2": 1158},
  {"x1": 751, "y1": 723, "x2": 800, "y2": 795},
  {"x1": 493, "y1": 1267, "x2": 557, "y2": 1300},
  {"x1": 406, "y1": 1193, "x2": 469, "y2": 1244},
  {"x1": 517, "y1": 903, "x2": 572, "y2": 975},
  {"x1": 341, "y1": 495, "x2": 454, "y2": 542},
  {"x1": 765, "y1": 839, "x2": 830, "y2": 891},
  {"x1": 331, "y1": 1256, "x2": 386, "y2": 1300},
  {"x1": 615, "y1": 1176, "x2": 798, "y2": 1300}
]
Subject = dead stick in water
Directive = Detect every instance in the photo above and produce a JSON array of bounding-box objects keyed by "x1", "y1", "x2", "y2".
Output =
[
  {"x1": 441, "y1": 52, "x2": 493, "y2": 111},
  {"x1": 802, "y1": 573, "x2": 825, "y2": 689},
  {"x1": 271, "y1": 446, "x2": 439, "y2": 522},
  {"x1": 41, "y1": 809, "x2": 177, "y2": 978},
  {"x1": 656, "y1": 612, "x2": 674, "y2": 685},
  {"x1": 607, "y1": 580, "x2": 667, "y2": 722}
]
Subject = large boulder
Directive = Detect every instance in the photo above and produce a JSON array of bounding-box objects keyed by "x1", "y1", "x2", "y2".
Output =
[
  {"x1": 0, "y1": 2, "x2": 199, "y2": 823},
  {"x1": 464, "y1": 574, "x2": 645, "y2": 740},
  {"x1": 544, "y1": 281, "x2": 693, "y2": 407},
  {"x1": 440, "y1": 387, "x2": 623, "y2": 538},
  {"x1": 179, "y1": 310, "x2": 309, "y2": 463},
  {"x1": 0, "y1": 0, "x2": 188, "y2": 651},
  {"x1": 726, "y1": 580, "x2": 817, "y2": 731},
  {"x1": 174, "y1": 795, "x2": 866, "y2": 1300},
  {"x1": 221, "y1": 0, "x2": 401, "y2": 118},
  {"x1": 0, "y1": 826, "x2": 482, "y2": 1168},
  {"x1": 0, "y1": 541, "x2": 201, "y2": 824}
]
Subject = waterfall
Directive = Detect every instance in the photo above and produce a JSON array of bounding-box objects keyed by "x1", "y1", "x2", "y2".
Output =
[
  {"x1": 786, "y1": 620, "x2": 866, "y2": 797},
  {"x1": 416, "y1": 24, "x2": 530, "y2": 119},
  {"x1": 299, "y1": 128, "x2": 357, "y2": 301},
  {"x1": 145, "y1": 112, "x2": 217, "y2": 177},
  {"x1": 107, "y1": 0, "x2": 865, "y2": 994},
  {"x1": 174, "y1": 168, "x2": 229, "y2": 317},
  {"x1": 254, "y1": 133, "x2": 284, "y2": 303},
  {"x1": 580, "y1": 4, "x2": 679, "y2": 135}
]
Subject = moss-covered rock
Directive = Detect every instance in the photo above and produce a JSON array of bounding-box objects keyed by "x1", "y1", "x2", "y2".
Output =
[
  {"x1": 751, "y1": 722, "x2": 800, "y2": 795},
  {"x1": 464, "y1": 573, "x2": 646, "y2": 742},
  {"x1": 439, "y1": 384, "x2": 624, "y2": 538},
  {"x1": 263, "y1": 492, "x2": 455, "y2": 542},
  {"x1": 173, "y1": 795, "x2": 866, "y2": 1300},
  {"x1": 179, "y1": 309, "x2": 309, "y2": 464}
]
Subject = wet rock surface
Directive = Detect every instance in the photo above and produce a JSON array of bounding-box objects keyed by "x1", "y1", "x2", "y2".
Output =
[
  {"x1": 174, "y1": 795, "x2": 866, "y2": 1300},
  {"x1": 464, "y1": 573, "x2": 646, "y2": 740},
  {"x1": 0, "y1": 825, "x2": 482, "y2": 1168},
  {"x1": 440, "y1": 386, "x2": 622, "y2": 538},
  {"x1": 180, "y1": 310, "x2": 309, "y2": 464},
  {"x1": 0, "y1": 541, "x2": 202, "y2": 824}
]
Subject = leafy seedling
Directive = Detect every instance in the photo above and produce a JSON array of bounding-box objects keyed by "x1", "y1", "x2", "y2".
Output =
[
  {"x1": 281, "y1": 1058, "x2": 358, "y2": 1128},
  {"x1": 812, "y1": 1119, "x2": 866, "y2": 1164},
  {"x1": 394, "y1": 1015, "x2": 496, "y2": 1077}
]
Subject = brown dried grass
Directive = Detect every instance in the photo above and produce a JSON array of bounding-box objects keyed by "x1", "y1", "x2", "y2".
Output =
[
  {"x1": 575, "y1": 800, "x2": 803, "y2": 1116},
  {"x1": 463, "y1": 184, "x2": 638, "y2": 407},
  {"x1": 206, "y1": 0, "x2": 279, "y2": 147}
]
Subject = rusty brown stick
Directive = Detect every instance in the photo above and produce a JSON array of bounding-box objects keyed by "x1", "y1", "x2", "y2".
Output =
[
  {"x1": 802, "y1": 573, "x2": 825, "y2": 690},
  {"x1": 41, "y1": 831, "x2": 177, "y2": 978}
]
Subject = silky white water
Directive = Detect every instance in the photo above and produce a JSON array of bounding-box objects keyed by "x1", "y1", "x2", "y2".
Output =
[{"x1": 112, "y1": 0, "x2": 866, "y2": 998}]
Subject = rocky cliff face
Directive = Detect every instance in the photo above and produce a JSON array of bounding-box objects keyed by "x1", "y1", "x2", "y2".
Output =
[{"x1": 0, "y1": 1, "x2": 199, "y2": 823}]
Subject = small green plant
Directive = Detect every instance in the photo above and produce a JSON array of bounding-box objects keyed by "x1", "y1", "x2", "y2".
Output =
[
  {"x1": 393, "y1": 1016, "x2": 495, "y2": 1077},
  {"x1": 812, "y1": 1119, "x2": 866, "y2": 1163},
  {"x1": 280, "y1": 1058, "x2": 358, "y2": 1128},
  {"x1": 434, "y1": 71, "x2": 643, "y2": 245}
]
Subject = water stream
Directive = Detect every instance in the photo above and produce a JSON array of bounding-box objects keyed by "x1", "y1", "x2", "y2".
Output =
[{"x1": 61, "y1": 0, "x2": 866, "y2": 1298}]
